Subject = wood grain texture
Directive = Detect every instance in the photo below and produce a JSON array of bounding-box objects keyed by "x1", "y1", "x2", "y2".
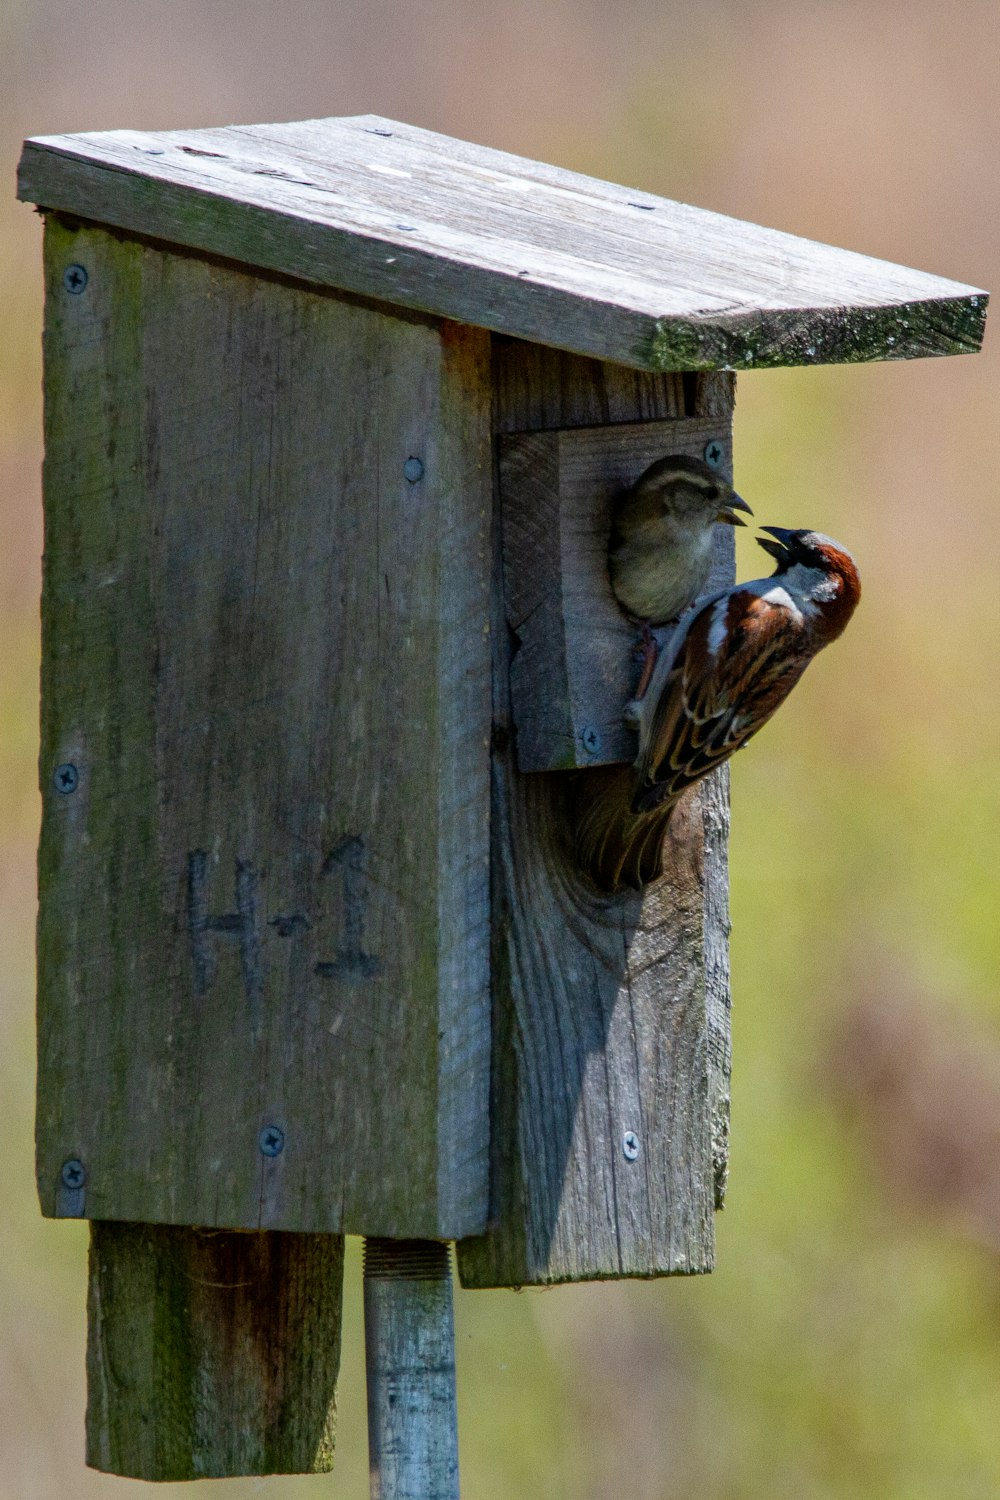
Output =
[
  {"x1": 501, "y1": 417, "x2": 734, "y2": 770},
  {"x1": 86, "y1": 1220, "x2": 344, "y2": 1479},
  {"x1": 492, "y1": 340, "x2": 689, "y2": 431},
  {"x1": 18, "y1": 115, "x2": 987, "y2": 372},
  {"x1": 456, "y1": 350, "x2": 734, "y2": 1286},
  {"x1": 36, "y1": 217, "x2": 492, "y2": 1238}
]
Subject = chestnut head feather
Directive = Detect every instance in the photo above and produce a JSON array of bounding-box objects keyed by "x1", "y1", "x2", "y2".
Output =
[{"x1": 756, "y1": 526, "x2": 861, "y2": 644}]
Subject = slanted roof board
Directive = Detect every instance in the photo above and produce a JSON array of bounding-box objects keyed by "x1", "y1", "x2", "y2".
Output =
[{"x1": 18, "y1": 114, "x2": 987, "y2": 371}]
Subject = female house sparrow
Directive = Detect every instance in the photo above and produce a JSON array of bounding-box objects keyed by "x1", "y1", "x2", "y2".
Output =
[
  {"x1": 576, "y1": 527, "x2": 862, "y2": 892},
  {"x1": 608, "y1": 454, "x2": 752, "y2": 625}
]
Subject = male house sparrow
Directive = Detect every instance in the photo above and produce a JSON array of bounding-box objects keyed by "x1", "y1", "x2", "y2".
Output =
[
  {"x1": 576, "y1": 527, "x2": 862, "y2": 892},
  {"x1": 608, "y1": 454, "x2": 752, "y2": 626}
]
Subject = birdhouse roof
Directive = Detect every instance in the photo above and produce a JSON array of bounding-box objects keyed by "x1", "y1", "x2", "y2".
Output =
[{"x1": 19, "y1": 114, "x2": 987, "y2": 372}]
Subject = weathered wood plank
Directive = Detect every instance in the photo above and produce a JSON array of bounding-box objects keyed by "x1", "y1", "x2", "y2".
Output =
[
  {"x1": 36, "y1": 218, "x2": 492, "y2": 1238},
  {"x1": 456, "y1": 350, "x2": 734, "y2": 1286},
  {"x1": 18, "y1": 116, "x2": 987, "y2": 372},
  {"x1": 492, "y1": 341, "x2": 688, "y2": 432},
  {"x1": 500, "y1": 416, "x2": 734, "y2": 770},
  {"x1": 86, "y1": 1221, "x2": 344, "y2": 1479}
]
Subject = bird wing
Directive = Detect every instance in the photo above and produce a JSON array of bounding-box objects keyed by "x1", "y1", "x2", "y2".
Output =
[{"x1": 632, "y1": 587, "x2": 811, "y2": 814}]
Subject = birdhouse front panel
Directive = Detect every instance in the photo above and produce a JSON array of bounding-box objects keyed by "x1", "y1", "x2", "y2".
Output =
[
  {"x1": 36, "y1": 217, "x2": 493, "y2": 1237},
  {"x1": 500, "y1": 415, "x2": 734, "y2": 771}
]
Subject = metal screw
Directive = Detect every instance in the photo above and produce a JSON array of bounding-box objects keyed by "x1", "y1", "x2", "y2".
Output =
[
  {"x1": 61, "y1": 1157, "x2": 87, "y2": 1188},
  {"x1": 53, "y1": 763, "x2": 79, "y2": 794},
  {"x1": 403, "y1": 456, "x2": 424, "y2": 483},
  {"x1": 703, "y1": 440, "x2": 724, "y2": 469},
  {"x1": 622, "y1": 1131, "x2": 640, "y2": 1161},
  {"x1": 580, "y1": 726, "x2": 601, "y2": 755},
  {"x1": 63, "y1": 264, "x2": 88, "y2": 294},
  {"x1": 259, "y1": 1125, "x2": 285, "y2": 1157}
]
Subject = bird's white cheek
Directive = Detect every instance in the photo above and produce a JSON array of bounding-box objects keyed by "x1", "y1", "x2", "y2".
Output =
[{"x1": 811, "y1": 573, "x2": 842, "y2": 602}]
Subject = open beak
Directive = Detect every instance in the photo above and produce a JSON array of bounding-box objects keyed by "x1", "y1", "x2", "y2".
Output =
[
  {"x1": 716, "y1": 493, "x2": 753, "y2": 527},
  {"x1": 756, "y1": 524, "x2": 797, "y2": 562}
]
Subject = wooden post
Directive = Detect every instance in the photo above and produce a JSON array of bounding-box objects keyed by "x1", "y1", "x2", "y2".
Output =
[
  {"x1": 364, "y1": 1240, "x2": 460, "y2": 1500},
  {"x1": 86, "y1": 1222, "x2": 344, "y2": 1480}
]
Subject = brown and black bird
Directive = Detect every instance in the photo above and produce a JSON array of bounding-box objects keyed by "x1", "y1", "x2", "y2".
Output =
[{"x1": 577, "y1": 526, "x2": 862, "y2": 892}]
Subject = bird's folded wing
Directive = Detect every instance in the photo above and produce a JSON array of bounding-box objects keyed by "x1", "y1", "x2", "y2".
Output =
[{"x1": 632, "y1": 588, "x2": 809, "y2": 813}]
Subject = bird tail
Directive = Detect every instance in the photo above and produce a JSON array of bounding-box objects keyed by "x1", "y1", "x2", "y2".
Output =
[{"x1": 572, "y1": 765, "x2": 676, "y2": 894}]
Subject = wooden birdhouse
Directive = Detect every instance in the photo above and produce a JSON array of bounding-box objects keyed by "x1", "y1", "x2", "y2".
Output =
[{"x1": 18, "y1": 115, "x2": 986, "y2": 1489}]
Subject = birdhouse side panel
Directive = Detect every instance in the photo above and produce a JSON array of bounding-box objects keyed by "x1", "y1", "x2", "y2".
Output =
[
  {"x1": 36, "y1": 220, "x2": 492, "y2": 1237},
  {"x1": 458, "y1": 350, "x2": 733, "y2": 1286}
]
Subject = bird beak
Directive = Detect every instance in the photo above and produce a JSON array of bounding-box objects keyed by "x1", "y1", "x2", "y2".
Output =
[
  {"x1": 716, "y1": 493, "x2": 753, "y2": 527},
  {"x1": 756, "y1": 524, "x2": 796, "y2": 562}
]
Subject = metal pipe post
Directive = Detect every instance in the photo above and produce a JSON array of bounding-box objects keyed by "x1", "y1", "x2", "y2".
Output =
[{"x1": 363, "y1": 1238, "x2": 460, "y2": 1500}]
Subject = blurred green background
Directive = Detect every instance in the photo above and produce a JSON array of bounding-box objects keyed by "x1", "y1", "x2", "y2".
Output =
[{"x1": 2, "y1": 2, "x2": 999, "y2": 1496}]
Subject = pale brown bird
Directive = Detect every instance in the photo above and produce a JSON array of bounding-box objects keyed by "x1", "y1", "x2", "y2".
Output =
[
  {"x1": 608, "y1": 454, "x2": 752, "y2": 626},
  {"x1": 576, "y1": 527, "x2": 862, "y2": 892}
]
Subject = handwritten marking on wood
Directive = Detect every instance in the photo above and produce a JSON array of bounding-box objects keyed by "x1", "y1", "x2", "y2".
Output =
[
  {"x1": 35, "y1": 220, "x2": 492, "y2": 1238},
  {"x1": 187, "y1": 852, "x2": 264, "y2": 1032},
  {"x1": 315, "y1": 837, "x2": 381, "y2": 983},
  {"x1": 187, "y1": 837, "x2": 381, "y2": 1020}
]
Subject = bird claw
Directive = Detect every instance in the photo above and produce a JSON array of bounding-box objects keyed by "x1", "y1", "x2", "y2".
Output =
[{"x1": 632, "y1": 623, "x2": 659, "y2": 702}]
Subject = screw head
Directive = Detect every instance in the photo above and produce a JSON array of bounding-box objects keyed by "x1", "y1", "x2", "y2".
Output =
[
  {"x1": 580, "y1": 726, "x2": 601, "y2": 755},
  {"x1": 259, "y1": 1125, "x2": 285, "y2": 1157},
  {"x1": 53, "y1": 763, "x2": 79, "y2": 794},
  {"x1": 63, "y1": 264, "x2": 88, "y2": 295},
  {"x1": 61, "y1": 1157, "x2": 87, "y2": 1188},
  {"x1": 622, "y1": 1131, "x2": 640, "y2": 1161},
  {"x1": 703, "y1": 440, "x2": 724, "y2": 469},
  {"x1": 403, "y1": 456, "x2": 424, "y2": 483}
]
